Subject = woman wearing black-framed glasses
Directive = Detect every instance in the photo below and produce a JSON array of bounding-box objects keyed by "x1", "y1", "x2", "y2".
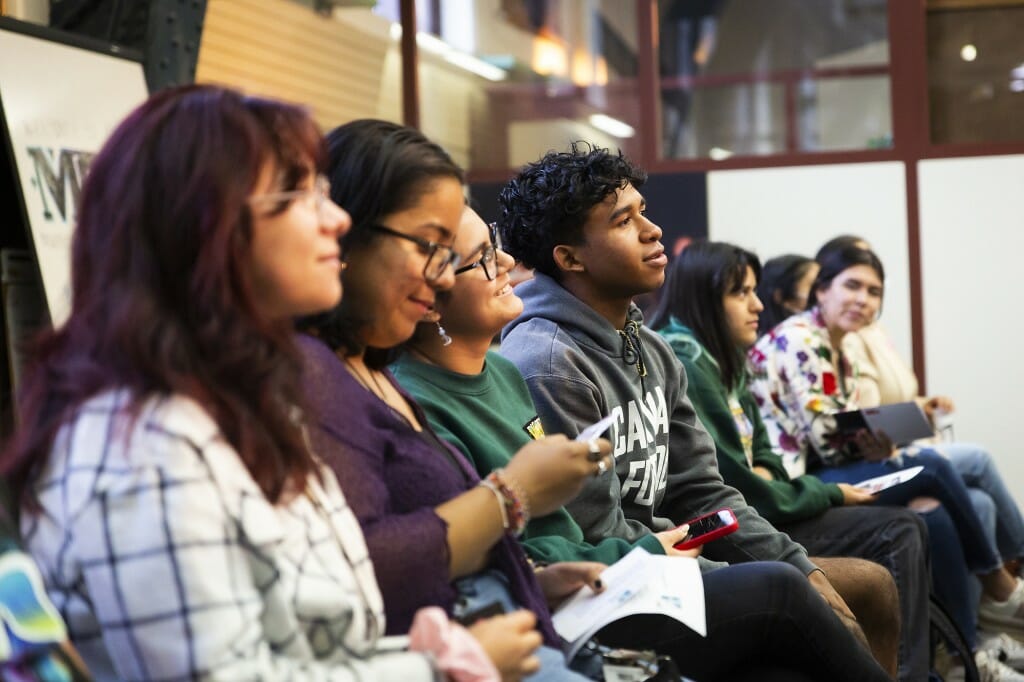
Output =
[{"x1": 454, "y1": 222, "x2": 504, "y2": 281}]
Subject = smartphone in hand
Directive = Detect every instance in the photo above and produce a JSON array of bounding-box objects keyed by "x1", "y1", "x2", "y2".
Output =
[{"x1": 673, "y1": 508, "x2": 739, "y2": 550}]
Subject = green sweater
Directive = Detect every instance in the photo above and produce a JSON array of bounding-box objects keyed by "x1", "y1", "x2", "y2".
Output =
[
  {"x1": 658, "y1": 320, "x2": 844, "y2": 526},
  {"x1": 391, "y1": 350, "x2": 665, "y2": 565}
]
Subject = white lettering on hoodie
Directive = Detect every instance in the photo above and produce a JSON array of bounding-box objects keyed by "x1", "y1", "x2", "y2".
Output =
[{"x1": 613, "y1": 386, "x2": 670, "y2": 506}]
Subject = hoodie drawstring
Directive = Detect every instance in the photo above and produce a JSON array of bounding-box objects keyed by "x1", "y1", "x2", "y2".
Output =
[{"x1": 618, "y1": 320, "x2": 648, "y2": 381}]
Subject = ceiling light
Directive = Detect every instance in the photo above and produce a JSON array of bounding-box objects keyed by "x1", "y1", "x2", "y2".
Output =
[
  {"x1": 443, "y1": 51, "x2": 507, "y2": 81},
  {"x1": 532, "y1": 34, "x2": 568, "y2": 77},
  {"x1": 588, "y1": 114, "x2": 635, "y2": 138},
  {"x1": 1011, "y1": 79, "x2": 1024, "y2": 93},
  {"x1": 960, "y1": 44, "x2": 978, "y2": 62},
  {"x1": 415, "y1": 31, "x2": 450, "y2": 56},
  {"x1": 709, "y1": 146, "x2": 733, "y2": 160},
  {"x1": 390, "y1": 23, "x2": 507, "y2": 81}
]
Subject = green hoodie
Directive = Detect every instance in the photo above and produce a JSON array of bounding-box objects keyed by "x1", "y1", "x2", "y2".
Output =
[
  {"x1": 391, "y1": 350, "x2": 665, "y2": 565},
  {"x1": 658, "y1": 319, "x2": 844, "y2": 526}
]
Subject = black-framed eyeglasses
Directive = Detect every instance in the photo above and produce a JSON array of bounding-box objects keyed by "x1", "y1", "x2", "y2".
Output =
[
  {"x1": 248, "y1": 174, "x2": 332, "y2": 218},
  {"x1": 454, "y1": 222, "x2": 505, "y2": 281},
  {"x1": 369, "y1": 223, "x2": 462, "y2": 282}
]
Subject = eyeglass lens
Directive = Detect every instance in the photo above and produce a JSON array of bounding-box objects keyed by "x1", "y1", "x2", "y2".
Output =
[
  {"x1": 312, "y1": 176, "x2": 332, "y2": 219},
  {"x1": 424, "y1": 244, "x2": 459, "y2": 282},
  {"x1": 369, "y1": 223, "x2": 460, "y2": 283}
]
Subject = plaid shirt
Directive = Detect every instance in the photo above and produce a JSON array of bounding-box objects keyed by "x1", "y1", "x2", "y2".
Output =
[{"x1": 23, "y1": 391, "x2": 436, "y2": 681}]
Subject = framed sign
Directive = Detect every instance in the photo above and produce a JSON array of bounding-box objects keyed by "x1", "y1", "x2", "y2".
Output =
[{"x1": 0, "y1": 17, "x2": 147, "y2": 327}]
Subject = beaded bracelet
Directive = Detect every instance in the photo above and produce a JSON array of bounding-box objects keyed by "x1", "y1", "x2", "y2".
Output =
[
  {"x1": 480, "y1": 468, "x2": 530, "y2": 536},
  {"x1": 478, "y1": 478, "x2": 509, "y2": 530}
]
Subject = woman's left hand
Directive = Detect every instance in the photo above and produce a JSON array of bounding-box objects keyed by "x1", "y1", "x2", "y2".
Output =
[{"x1": 534, "y1": 562, "x2": 607, "y2": 609}]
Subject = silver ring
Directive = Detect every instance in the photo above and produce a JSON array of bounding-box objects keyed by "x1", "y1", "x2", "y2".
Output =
[
  {"x1": 587, "y1": 438, "x2": 603, "y2": 462},
  {"x1": 596, "y1": 458, "x2": 608, "y2": 475}
]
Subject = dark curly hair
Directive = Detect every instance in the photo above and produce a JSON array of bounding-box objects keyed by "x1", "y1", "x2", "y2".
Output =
[{"x1": 497, "y1": 141, "x2": 647, "y2": 280}]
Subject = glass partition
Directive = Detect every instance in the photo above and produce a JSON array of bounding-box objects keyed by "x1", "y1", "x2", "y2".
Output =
[
  {"x1": 375, "y1": 0, "x2": 643, "y2": 172},
  {"x1": 657, "y1": 0, "x2": 892, "y2": 160},
  {"x1": 926, "y1": 1, "x2": 1024, "y2": 145}
]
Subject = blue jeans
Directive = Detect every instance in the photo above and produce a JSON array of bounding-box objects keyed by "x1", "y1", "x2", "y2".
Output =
[
  {"x1": 938, "y1": 442, "x2": 1024, "y2": 564},
  {"x1": 921, "y1": 504, "x2": 978, "y2": 650},
  {"x1": 814, "y1": 448, "x2": 1002, "y2": 575}
]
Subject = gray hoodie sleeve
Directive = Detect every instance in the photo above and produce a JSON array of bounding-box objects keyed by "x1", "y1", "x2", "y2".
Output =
[
  {"x1": 661, "y1": 361, "x2": 818, "y2": 576},
  {"x1": 520, "y1": 371, "x2": 659, "y2": 545}
]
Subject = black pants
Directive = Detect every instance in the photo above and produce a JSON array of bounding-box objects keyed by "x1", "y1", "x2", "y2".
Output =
[{"x1": 596, "y1": 561, "x2": 890, "y2": 682}]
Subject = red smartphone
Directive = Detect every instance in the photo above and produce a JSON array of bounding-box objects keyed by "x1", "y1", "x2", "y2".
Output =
[{"x1": 673, "y1": 508, "x2": 739, "y2": 550}]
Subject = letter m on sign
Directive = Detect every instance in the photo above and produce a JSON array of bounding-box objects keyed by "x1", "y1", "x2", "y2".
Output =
[{"x1": 26, "y1": 147, "x2": 93, "y2": 223}]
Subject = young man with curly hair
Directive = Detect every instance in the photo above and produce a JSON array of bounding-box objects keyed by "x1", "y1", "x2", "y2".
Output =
[{"x1": 496, "y1": 143, "x2": 902, "y2": 678}]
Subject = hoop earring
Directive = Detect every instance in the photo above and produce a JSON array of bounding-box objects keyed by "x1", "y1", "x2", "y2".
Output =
[{"x1": 436, "y1": 320, "x2": 452, "y2": 346}]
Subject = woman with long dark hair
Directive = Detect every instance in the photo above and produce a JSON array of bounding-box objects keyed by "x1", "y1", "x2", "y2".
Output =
[
  {"x1": 649, "y1": 241, "x2": 937, "y2": 680},
  {"x1": 2, "y1": 86, "x2": 533, "y2": 680}
]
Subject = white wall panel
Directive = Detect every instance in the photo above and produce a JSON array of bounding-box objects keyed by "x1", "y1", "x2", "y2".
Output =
[
  {"x1": 707, "y1": 162, "x2": 912, "y2": 365},
  {"x1": 920, "y1": 154, "x2": 1024, "y2": 494}
]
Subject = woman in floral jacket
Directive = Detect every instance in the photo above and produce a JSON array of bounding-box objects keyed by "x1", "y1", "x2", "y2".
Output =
[
  {"x1": 748, "y1": 243, "x2": 1024, "y2": 650},
  {"x1": 748, "y1": 305, "x2": 861, "y2": 478}
]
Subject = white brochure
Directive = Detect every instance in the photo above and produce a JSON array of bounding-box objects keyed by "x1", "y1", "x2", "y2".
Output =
[
  {"x1": 854, "y1": 465, "x2": 924, "y2": 494},
  {"x1": 552, "y1": 547, "x2": 706, "y2": 659}
]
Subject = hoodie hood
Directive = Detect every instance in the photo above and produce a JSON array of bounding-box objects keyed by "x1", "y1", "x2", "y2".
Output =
[
  {"x1": 502, "y1": 272, "x2": 648, "y2": 372},
  {"x1": 499, "y1": 270, "x2": 678, "y2": 543}
]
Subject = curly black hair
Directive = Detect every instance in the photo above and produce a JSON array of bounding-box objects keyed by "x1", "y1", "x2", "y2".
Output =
[{"x1": 497, "y1": 141, "x2": 647, "y2": 280}]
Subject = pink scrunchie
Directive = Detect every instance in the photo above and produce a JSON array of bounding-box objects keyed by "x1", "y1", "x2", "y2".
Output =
[{"x1": 408, "y1": 607, "x2": 501, "y2": 682}]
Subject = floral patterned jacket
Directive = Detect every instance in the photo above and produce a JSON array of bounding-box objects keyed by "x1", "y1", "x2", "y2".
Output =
[{"x1": 747, "y1": 308, "x2": 860, "y2": 477}]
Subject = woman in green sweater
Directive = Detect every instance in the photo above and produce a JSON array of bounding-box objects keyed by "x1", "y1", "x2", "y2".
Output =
[
  {"x1": 648, "y1": 240, "x2": 933, "y2": 681},
  {"x1": 391, "y1": 207, "x2": 684, "y2": 565}
]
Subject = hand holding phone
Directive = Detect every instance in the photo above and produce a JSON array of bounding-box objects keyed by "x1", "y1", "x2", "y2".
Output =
[
  {"x1": 673, "y1": 508, "x2": 739, "y2": 550},
  {"x1": 656, "y1": 525, "x2": 701, "y2": 557}
]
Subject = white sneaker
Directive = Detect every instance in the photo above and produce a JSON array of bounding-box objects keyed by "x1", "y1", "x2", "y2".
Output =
[
  {"x1": 980, "y1": 631, "x2": 1024, "y2": 672},
  {"x1": 980, "y1": 579, "x2": 1024, "y2": 637},
  {"x1": 975, "y1": 649, "x2": 1024, "y2": 682},
  {"x1": 947, "y1": 651, "x2": 1024, "y2": 682}
]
